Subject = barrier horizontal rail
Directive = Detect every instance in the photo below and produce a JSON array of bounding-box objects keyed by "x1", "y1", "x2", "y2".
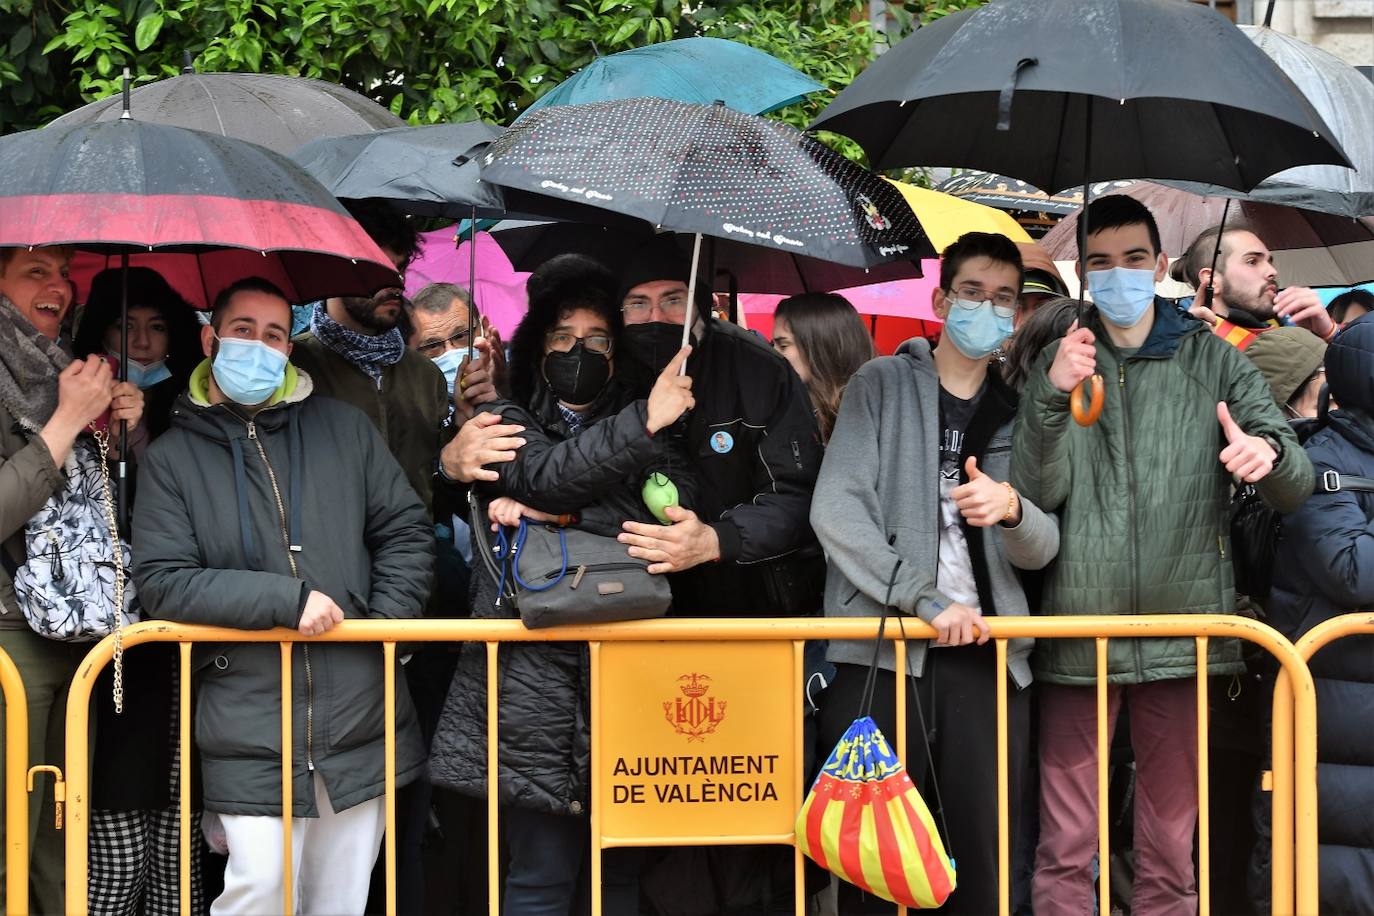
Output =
[{"x1": 56, "y1": 614, "x2": 1318, "y2": 916}]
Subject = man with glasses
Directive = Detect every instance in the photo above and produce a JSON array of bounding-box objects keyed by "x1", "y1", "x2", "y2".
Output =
[
  {"x1": 810, "y1": 231, "x2": 1059, "y2": 914},
  {"x1": 407, "y1": 282, "x2": 506, "y2": 423},
  {"x1": 610, "y1": 236, "x2": 825, "y2": 618}
]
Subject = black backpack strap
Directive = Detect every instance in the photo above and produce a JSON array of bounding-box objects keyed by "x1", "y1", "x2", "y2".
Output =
[{"x1": 1316, "y1": 470, "x2": 1374, "y2": 494}]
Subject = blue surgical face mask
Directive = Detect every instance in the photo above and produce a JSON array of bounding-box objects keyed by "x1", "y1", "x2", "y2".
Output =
[
  {"x1": 942, "y1": 298, "x2": 1014, "y2": 359},
  {"x1": 1088, "y1": 266, "x2": 1157, "y2": 328},
  {"x1": 212, "y1": 336, "x2": 288, "y2": 406},
  {"x1": 111, "y1": 352, "x2": 172, "y2": 390},
  {"x1": 432, "y1": 347, "x2": 465, "y2": 396}
]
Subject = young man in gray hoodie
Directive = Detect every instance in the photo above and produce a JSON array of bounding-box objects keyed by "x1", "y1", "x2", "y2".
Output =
[{"x1": 811, "y1": 232, "x2": 1059, "y2": 914}]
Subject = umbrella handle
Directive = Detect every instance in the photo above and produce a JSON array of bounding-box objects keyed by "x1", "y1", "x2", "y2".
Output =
[{"x1": 1071, "y1": 375, "x2": 1105, "y2": 427}]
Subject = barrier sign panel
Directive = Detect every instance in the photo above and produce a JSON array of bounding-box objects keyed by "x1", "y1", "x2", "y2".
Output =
[{"x1": 596, "y1": 640, "x2": 799, "y2": 840}]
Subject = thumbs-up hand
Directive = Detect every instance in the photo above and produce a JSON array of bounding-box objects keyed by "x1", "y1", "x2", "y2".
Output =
[
  {"x1": 1217, "y1": 401, "x2": 1277, "y2": 483},
  {"x1": 950, "y1": 456, "x2": 1021, "y2": 528}
]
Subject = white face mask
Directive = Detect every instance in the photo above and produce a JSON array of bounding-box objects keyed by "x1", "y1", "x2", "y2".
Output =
[{"x1": 432, "y1": 347, "x2": 465, "y2": 395}]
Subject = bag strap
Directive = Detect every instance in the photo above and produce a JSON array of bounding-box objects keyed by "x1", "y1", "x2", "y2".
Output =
[
  {"x1": 469, "y1": 491, "x2": 514, "y2": 604},
  {"x1": 1315, "y1": 470, "x2": 1374, "y2": 494},
  {"x1": 506, "y1": 520, "x2": 569, "y2": 594},
  {"x1": 89, "y1": 431, "x2": 127, "y2": 714},
  {"x1": 857, "y1": 558, "x2": 955, "y2": 854}
]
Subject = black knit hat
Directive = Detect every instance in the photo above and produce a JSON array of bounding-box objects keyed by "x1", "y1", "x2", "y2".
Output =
[
  {"x1": 1326, "y1": 313, "x2": 1374, "y2": 413},
  {"x1": 616, "y1": 235, "x2": 713, "y2": 313}
]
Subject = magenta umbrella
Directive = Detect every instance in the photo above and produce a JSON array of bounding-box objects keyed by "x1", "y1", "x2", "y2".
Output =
[{"x1": 405, "y1": 228, "x2": 531, "y2": 337}]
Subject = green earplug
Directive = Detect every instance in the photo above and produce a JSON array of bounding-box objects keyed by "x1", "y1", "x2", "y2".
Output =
[{"x1": 641, "y1": 472, "x2": 680, "y2": 525}]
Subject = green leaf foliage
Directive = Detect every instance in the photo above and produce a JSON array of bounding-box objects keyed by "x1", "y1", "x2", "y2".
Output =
[{"x1": 1, "y1": 0, "x2": 986, "y2": 175}]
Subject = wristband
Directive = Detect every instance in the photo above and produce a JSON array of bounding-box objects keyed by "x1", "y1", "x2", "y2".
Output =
[{"x1": 1000, "y1": 482, "x2": 1017, "y2": 523}]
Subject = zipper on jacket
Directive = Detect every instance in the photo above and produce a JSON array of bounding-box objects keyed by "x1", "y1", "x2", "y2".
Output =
[
  {"x1": 1118, "y1": 363, "x2": 1145, "y2": 682},
  {"x1": 245, "y1": 418, "x2": 316, "y2": 772}
]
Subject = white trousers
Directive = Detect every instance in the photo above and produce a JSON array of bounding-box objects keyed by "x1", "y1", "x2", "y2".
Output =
[{"x1": 210, "y1": 773, "x2": 384, "y2": 916}]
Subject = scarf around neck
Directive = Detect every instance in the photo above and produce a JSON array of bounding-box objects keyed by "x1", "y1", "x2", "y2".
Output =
[
  {"x1": 310, "y1": 301, "x2": 406, "y2": 381},
  {"x1": 0, "y1": 294, "x2": 71, "y2": 429}
]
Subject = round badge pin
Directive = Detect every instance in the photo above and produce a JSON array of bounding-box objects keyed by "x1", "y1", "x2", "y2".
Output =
[{"x1": 709, "y1": 431, "x2": 734, "y2": 454}]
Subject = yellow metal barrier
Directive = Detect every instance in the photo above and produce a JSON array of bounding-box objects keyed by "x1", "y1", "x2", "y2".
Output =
[
  {"x1": 0, "y1": 649, "x2": 29, "y2": 916},
  {"x1": 59, "y1": 615, "x2": 1318, "y2": 916},
  {"x1": 1272, "y1": 611, "x2": 1374, "y2": 916}
]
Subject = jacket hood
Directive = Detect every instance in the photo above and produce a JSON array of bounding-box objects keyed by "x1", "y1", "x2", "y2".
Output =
[
  {"x1": 1325, "y1": 314, "x2": 1374, "y2": 413},
  {"x1": 1089, "y1": 296, "x2": 1205, "y2": 359},
  {"x1": 1245, "y1": 327, "x2": 1327, "y2": 409}
]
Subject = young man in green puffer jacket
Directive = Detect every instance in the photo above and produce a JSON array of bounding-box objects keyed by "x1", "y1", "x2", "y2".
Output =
[{"x1": 1010, "y1": 195, "x2": 1312, "y2": 915}]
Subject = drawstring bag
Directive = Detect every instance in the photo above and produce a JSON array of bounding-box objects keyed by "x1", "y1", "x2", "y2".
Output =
[{"x1": 795, "y1": 562, "x2": 957, "y2": 909}]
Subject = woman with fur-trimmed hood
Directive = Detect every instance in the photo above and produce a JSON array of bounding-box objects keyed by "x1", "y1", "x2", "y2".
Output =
[{"x1": 429, "y1": 254, "x2": 698, "y2": 913}]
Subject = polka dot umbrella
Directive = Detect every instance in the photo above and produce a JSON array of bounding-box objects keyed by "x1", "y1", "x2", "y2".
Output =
[{"x1": 479, "y1": 97, "x2": 935, "y2": 359}]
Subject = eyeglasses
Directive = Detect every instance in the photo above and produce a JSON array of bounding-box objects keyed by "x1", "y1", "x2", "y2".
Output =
[
  {"x1": 546, "y1": 332, "x2": 613, "y2": 355},
  {"x1": 414, "y1": 328, "x2": 473, "y2": 357},
  {"x1": 622, "y1": 292, "x2": 689, "y2": 319},
  {"x1": 949, "y1": 286, "x2": 1017, "y2": 319}
]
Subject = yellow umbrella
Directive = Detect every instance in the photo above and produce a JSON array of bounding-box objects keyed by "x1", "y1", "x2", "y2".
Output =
[{"x1": 886, "y1": 178, "x2": 1032, "y2": 252}]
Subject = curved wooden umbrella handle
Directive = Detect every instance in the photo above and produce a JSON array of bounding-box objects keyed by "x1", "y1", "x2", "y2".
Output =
[{"x1": 1071, "y1": 375, "x2": 1105, "y2": 427}]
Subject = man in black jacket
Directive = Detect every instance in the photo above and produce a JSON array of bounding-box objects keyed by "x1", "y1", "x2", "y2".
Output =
[
  {"x1": 611, "y1": 238, "x2": 825, "y2": 615},
  {"x1": 132, "y1": 278, "x2": 433, "y2": 915}
]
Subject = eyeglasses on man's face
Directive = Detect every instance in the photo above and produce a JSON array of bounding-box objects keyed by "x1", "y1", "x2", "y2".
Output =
[
  {"x1": 415, "y1": 327, "x2": 473, "y2": 357},
  {"x1": 948, "y1": 285, "x2": 1017, "y2": 319}
]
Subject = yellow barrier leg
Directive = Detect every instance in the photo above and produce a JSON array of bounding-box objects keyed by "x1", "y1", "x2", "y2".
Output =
[
  {"x1": 996, "y1": 639, "x2": 1009, "y2": 916},
  {"x1": 590, "y1": 641, "x2": 602, "y2": 916},
  {"x1": 1196, "y1": 638, "x2": 1210, "y2": 916},
  {"x1": 792, "y1": 640, "x2": 805, "y2": 916},
  {"x1": 0, "y1": 651, "x2": 29, "y2": 916},
  {"x1": 1096, "y1": 638, "x2": 1110, "y2": 916},
  {"x1": 486, "y1": 642, "x2": 500, "y2": 916},
  {"x1": 179, "y1": 644, "x2": 191, "y2": 916},
  {"x1": 280, "y1": 644, "x2": 294, "y2": 916},
  {"x1": 895, "y1": 639, "x2": 907, "y2": 916},
  {"x1": 1271, "y1": 670, "x2": 1295, "y2": 916},
  {"x1": 384, "y1": 642, "x2": 397, "y2": 916}
]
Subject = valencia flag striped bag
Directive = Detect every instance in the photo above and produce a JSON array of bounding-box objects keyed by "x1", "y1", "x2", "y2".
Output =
[{"x1": 795, "y1": 562, "x2": 957, "y2": 908}]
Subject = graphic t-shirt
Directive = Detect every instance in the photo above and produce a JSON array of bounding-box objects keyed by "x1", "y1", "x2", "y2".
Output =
[{"x1": 937, "y1": 384, "x2": 985, "y2": 612}]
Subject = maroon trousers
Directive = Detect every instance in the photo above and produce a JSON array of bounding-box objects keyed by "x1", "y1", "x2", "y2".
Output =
[{"x1": 1033, "y1": 679, "x2": 1200, "y2": 916}]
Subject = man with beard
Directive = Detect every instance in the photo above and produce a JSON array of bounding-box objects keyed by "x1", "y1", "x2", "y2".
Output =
[
  {"x1": 290, "y1": 201, "x2": 450, "y2": 519},
  {"x1": 287, "y1": 201, "x2": 453, "y2": 914},
  {"x1": 1171, "y1": 223, "x2": 1338, "y2": 350}
]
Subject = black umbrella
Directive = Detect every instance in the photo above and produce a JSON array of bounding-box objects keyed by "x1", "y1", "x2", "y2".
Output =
[
  {"x1": 811, "y1": 1, "x2": 1349, "y2": 192},
  {"x1": 812, "y1": 0, "x2": 1350, "y2": 427},
  {"x1": 470, "y1": 220, "x2": 922, "y2": 296},
  {"x1": 480, "y1": 97, "x2": 933, "y2": 271},
  {"x1": 46, "y1": 70, "x2": 404, "y2": 155}
]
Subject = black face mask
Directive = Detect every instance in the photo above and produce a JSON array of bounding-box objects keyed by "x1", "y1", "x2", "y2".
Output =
[
  {"x1": 543, "y1": 343, "x2": 611, "y2": 406},
  {"x1": 621, "y1": 321, "x2": 694, "y2": 374}
]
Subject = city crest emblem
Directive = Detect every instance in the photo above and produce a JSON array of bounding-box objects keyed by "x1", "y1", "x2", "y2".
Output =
[{"x1": 663, "y1": 673, "x2": 727, "y2": 742}]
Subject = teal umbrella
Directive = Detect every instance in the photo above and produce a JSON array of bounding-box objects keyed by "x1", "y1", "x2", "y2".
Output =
[{"x1": 520, "y1": 37, "x2": 823, "y2": 118}]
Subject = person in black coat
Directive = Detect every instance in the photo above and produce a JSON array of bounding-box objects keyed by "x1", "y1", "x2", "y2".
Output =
[
  {"x1": 610, "y1": 236, "x2": 825, "y2": 617},
  {"x1": 428, "y1": 255, "x2": 699, "y2": 914},
  {"x1": 73, "y1": 266, "x2": 207, "y2": 915},
  {"x1": 1264, "y1": 315, "x2": 1374, "y2": 915}
]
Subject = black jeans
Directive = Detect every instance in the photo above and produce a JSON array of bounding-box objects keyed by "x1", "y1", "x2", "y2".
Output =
[{"x1": 816, "y1": 644, "x2": 1030, "y2": 916}]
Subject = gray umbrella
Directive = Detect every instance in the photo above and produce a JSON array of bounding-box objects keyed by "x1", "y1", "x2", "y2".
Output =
[
  {"x1": 45, "y1": 71, "x2": 403, "y2": 155},
  {"x1": 1164, "y1": 26, "x2": 1374, "y2": 218}
]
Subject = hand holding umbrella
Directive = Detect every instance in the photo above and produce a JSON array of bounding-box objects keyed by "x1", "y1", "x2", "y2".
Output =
[{"x1": 1048, "y1": 321, "x2": 1103, "y2": 425}]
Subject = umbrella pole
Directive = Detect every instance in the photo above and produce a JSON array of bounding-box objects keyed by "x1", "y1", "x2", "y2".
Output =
[
  {"x1": 468, "y1": 205, "x2": 477, "y2": 358},
  {"x1": 680, "y1": 233, "x2": 703, "y2": 376},
  {"x1": 1071, "y1": 99, "x2": 1105, "y2": 428},
  {"x1": 1202, "y1": 198, "x2": 1233, "y2": 313},
  {"x1": 117, "y1": 251, "x2": 129, "y2": 530}
]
